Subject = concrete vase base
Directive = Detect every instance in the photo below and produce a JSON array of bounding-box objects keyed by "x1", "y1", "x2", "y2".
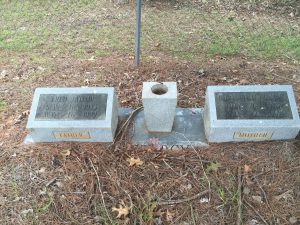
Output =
[{"x1": 142, "y1": 82, "x2": 177, "y2": 133}]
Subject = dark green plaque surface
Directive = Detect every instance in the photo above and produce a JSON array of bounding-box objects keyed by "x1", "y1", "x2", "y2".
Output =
[
  {"x1": 215, "y1": 92, "x2": 293, "y2": 119},
  {"x1": 35, "y1": 94, "x2": 108, "y2": 120}
]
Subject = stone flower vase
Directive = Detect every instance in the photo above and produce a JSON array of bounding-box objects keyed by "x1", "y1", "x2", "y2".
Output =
[{"x1": 142, "y1": 82, "x2": 177, "y2": 132}]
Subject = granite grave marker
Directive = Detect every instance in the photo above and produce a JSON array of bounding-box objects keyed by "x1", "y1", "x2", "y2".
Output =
[
  {"x1": 25, "y1": 87, "x2": 118, "y2": 143},
  {"x1": 204, "y1": 85, "x2": 300, "y2": 142}
]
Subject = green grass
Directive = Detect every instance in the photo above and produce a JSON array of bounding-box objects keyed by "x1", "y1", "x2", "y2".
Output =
[
  {"x1": 0, "y1": 0, "x2": 299, "y2": 62},
  {"x1": 0, "y1": 30, "x2": 41, "y2": 50},
  {"x1": 91, "y1": 201, "x2": 119, "y2": 225},
  {"x1": 190, "y1": 205, "x2": 197, "y2": 225},
  {"x1": 144, "y1": 9, "x2": 300, "y2": 60},
  {"x1": 217, "y1": 185, "x2": 239, "y2": 205},
  {"x1": 0, "y1": 99, "x2": 6, "y2": 112},
  {"x1": 133, "y1": 199, "x2": 157, "y2": 223}
]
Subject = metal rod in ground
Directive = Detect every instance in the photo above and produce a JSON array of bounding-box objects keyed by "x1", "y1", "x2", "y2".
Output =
[{"x1": 135, "y1": 0, "x2": 142, "y2": 65}]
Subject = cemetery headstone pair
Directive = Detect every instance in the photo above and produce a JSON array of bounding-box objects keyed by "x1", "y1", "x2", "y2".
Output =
[{"x1": 25, "y1": 83, "x2": 300, "y2": 147}]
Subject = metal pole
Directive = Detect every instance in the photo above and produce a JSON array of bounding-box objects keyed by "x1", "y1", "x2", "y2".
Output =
[{"x1": 135, "y1": 0, "x2": 142, "y2": 65}]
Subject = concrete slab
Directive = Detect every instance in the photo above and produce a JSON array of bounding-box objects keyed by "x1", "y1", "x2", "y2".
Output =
[
  {"x1": 131, "y1": 108, "x2": 208, "y2": 149},
  {"x1": 204, "y1": 85, "x2": 300, "y2": 142}
]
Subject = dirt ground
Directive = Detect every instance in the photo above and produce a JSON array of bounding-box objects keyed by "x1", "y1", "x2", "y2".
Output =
[
  {"x1": 0, "y1": 0, "x2": 300, "y2": 224},
  {"x1": 0, "y1": 51, "x2": 300, "y2": 225}
]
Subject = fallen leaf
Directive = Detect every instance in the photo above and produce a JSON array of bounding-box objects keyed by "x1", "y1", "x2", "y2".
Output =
[
  {"x1": 243, "y1": 186, "x2": 251, "y2": 195},
  {"x1": 38, "y1": 167, "x2": 46, "y2": 174},
  {"x1": 252, "y1": 195, "x2": 262, "y2": 203},
  {"x1": 121, "y1": 99, "x2": 129, "y2": 104},
  {"x1": 60, "y1": 149, "x2": 71, "y2": 158},
  {"x1": 206, "y1": 162, "x2": 221, "y2": 172},
  {"x1": 200, "y1": 197, "x2": 209, "y2": 203},
  {"x1": 165, "y1": 209, "x2": 175, "y2": 222},
  {"x1": 126, "y1": 157, "x2": 143, "y2": 167},
  {"x1": 58, "y1": 149, "x2": 71, "y2": 161},
  {"x1": 22, "y1": 110, "x2": 30, "y2": 117},
  {"x1": 289, "y1": 216, "x2": 298, "y2": 224},
  {"x1": 84, "y1": 79, "x2": 90, "y2": 85},
  {"x1": 244, "y1": 164, "x2": 252, "y2": 173},
  {"x1": 14, "y1": 110, "x2": 30, "y2": 124},
  {"x1": 0, "y1": 70, "x2": 8, "y2": 79},
  {"x1": 37, "y1": 66, "x2": 45, "y2": 71},
  {"x1": 55, "y1": 181, "x2": 63, "y2": 188},
  {"x1": 197, "y1": 68, "x2": 206, "y2": 75},
  {"x1": 239, "y1": 79, "x2": 249, "y2": 85},
  {"x1": 154, "y1": 42, "x2": 161, "y2": 48},
  {"x1": 88, "y1": 56, "x2": 95, "y2": 61},
  {"x1": 112, "y1": 204, "x2": 129, "y2": 218},
  {"x1": 94, "y1": 216, "x2": 101, "y2": 222},
  {"x1": 21, "y1": 208, "x2": 33, "y2": 216}
]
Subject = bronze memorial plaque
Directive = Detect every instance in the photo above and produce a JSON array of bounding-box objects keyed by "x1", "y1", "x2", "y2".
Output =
[
  {"x1": 233, "y1": 131, "x2": 273, "y2": 140},
  {"x1": 215, "y1": 92, "x2": 293, "y2": 120},
  {"x1": 35, "y1": 94, "x2": 108, "y2": 120},
  {"x1": 53, "y1": 131, "x2": 91, "y2": 139}
]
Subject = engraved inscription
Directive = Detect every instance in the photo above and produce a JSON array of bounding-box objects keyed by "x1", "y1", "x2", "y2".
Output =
[
  {"x1": 234, "y1": 131, "x2": 273, "y2": 140},
  {"x1": 54, "y1": 131, "x2": 91, "y2": 139},
  {"x1": 35, "y1": 94, "x2": 107, "y2": 120},
  {"x1": 215, "y1": 92, "x2": 293, "y2": 119}
]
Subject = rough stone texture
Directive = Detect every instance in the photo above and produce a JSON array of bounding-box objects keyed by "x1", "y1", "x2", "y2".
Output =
[
  {"x1": 204, "y1": 85, "x2": 300, "y2": 142},
  {"x1": 142, "y1": 82, "x2": 177, "y2": 132},
  {"x1": 25, "y1": 87, "x2": 118, "y2": 143},
  {"x1": 132, "y1": 108, "x2": 208, "y2": 149}
]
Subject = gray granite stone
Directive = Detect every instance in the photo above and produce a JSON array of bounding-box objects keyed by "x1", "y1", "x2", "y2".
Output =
[
  {"x1": 132, "y1": 108, "x2": 208, "y2": 149},
  {"x1": 25, "y1": 87, "x2": 118, "y2": 143},
  {"x1": 142, "y1": 82, "x2": 177, "y2": 132},
  {"x1": 204, "y1": 85, "x2": 300, "y2": 142}
]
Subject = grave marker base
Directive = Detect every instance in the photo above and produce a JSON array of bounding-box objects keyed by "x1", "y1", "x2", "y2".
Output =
[{"x1": 131, "y1": 108, "x2": 208, "y2": 149}]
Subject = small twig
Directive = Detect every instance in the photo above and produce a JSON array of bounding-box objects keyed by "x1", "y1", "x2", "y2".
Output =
[
  {"x1": 179, "y1": 81, "x2": 198, "y2": 92},
  {"x1": 157, "y1": 190, "x2": 209, "y2": 206},
  {"x1": 237, "y1": 166, "x2": 242, "y2": 225},
  {"x1": 162, "y1": 159, "x2": 182, "y2": 176},
  {"x1": 254, "y1": 178, "x2": 275, "y2": 223},
  {"x1": 273, "y1": 73, "x2": 299, "y2": 83},
  {"x1": 166, "y1": 156, "x2": 210, "y2": 164},
  {"x1": 106, "y1": 170, "x2": 133, "y2": 210},
  {"x1": 88, "y1": 158, "x2": 113, "y2": 224},
  {"x1": 174, "y1": 132, "x2": 211, "y2": 202},
  {"x1": 284, "y1": 54, "x2": 299, "y2": 64},
  {"x1": 244, "y1": 200, "x2": 269, "y2": 225},
  {"x1": 60, "y1": 192, "x2": 86, "y2": 195},
  {"x1": 252, "y1": 169, "x2": 276, "y2": 179},
  {"x1": 119, "y1": 108, "x2": 142, "y2": 141},
  {"x1": 162, "y1": 159, "x2": 196, "y2": 187},
  {"x1": 112, "y1": 106, "x2": 143, "y2": 144},
  {"x1": 46, "y1": 177, "x2": 57, "y2": 187}
]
